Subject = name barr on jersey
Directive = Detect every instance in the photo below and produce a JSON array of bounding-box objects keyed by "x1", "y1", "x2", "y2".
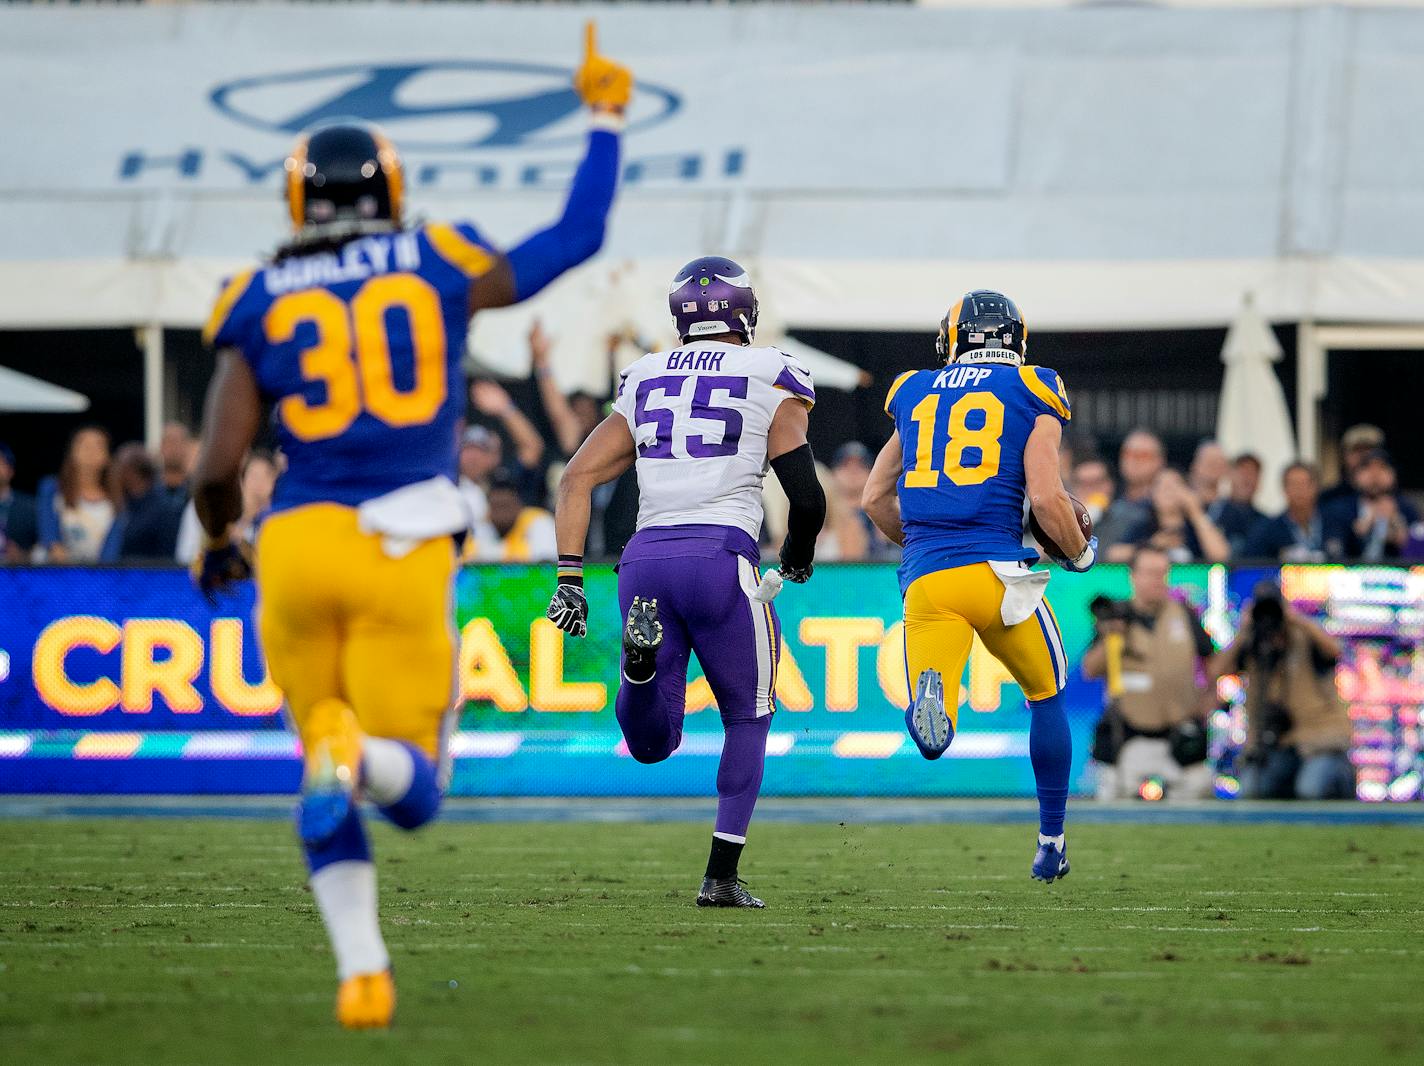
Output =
[{"x1": 665, "y1": 349, "x2": 728, "y2": 372}]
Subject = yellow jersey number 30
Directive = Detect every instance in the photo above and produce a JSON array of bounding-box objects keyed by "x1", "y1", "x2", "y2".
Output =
[{"x1": 263, "y1": 275, "x2": 448, "y2": 442}]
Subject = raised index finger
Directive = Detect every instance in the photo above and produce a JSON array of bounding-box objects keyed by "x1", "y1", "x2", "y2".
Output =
[{"x1": 585, "y1": 20, "x2": 597, "y2": 62}]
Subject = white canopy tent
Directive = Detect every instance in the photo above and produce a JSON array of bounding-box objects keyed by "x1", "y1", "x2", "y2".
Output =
[
  {"x1": 0, "y1": 367, "x2": 90, "y2": 414},
  {"x1": 4, "y1": 4, "x2": 1424, "y2": 446},
  {"x1": 1216, "y1": 297, "x2": 1297, "y2": 514}
]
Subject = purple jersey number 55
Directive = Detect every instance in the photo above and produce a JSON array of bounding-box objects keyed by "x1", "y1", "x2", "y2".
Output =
[{"x1": 634, "y1": 375, "x2": 746, "y2": 459}]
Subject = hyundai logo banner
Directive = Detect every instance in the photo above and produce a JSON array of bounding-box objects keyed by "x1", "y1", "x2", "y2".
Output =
[{"x1": 0, "y1": 7, "x2": 1010, "y2": 194}]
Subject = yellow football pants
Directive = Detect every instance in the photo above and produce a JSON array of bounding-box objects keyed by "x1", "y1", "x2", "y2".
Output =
[
  {"x1": 903, "y1": 562, "x2": 1067, "y2": 722},
  {"x1": 255, "y1": 504, "x2": 457, "y2": 759}
]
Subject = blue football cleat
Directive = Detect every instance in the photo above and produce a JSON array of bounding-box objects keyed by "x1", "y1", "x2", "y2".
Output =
[
  {"x1": 905, "y1": 668, "x2": 953, "y2": 760},
  {"x1": 1031, "y1": 840, "x2": 1070, "y2": 883}
]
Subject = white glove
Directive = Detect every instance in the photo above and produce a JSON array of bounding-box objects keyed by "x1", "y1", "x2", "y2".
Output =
[{"x1": 752, "y1": 569, "x2": 785, "y2": 604}]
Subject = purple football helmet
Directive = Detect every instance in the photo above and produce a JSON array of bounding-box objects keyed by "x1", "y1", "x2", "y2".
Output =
[{"x1": 668, "y1": 256, "x2": 758, "y2": 343}]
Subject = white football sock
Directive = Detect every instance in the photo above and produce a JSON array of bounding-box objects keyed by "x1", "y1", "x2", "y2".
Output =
[
  {"x1": 1038, "y1": 833, "x2": 1066, "y2": 849},
  {"x1": 362, "y1": 737, "x2": 415, "y2": 807},
  {"x1": 310, "y1": 860, "x2": 390, "y2": 980}
]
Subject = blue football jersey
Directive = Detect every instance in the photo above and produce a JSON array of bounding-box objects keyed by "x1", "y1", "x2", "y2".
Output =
[
  {"x1": 202, "y1": 222, "x2": 497, "y2": 513},
  {"x1": 885, "y1": 361, "x2": 1071, "y2": 592}
]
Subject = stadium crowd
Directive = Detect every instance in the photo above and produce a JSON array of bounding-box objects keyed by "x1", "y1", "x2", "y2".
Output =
[{"x1": 1, "y1": 339, "x2": 1421, "y2": 568}]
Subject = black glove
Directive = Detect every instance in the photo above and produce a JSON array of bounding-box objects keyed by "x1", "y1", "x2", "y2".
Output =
[
  {"x1": 779, "y1": 557, "x2": 813, "y2": 584},
  {"x1": 192, "y1": 538, "x2": 253, "y2": 605},
  {"x1": 547, "y1": 583, "x2": 589, "y2": 637}
]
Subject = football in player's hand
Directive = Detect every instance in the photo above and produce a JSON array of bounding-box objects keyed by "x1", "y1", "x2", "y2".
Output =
[{"x1": 1028, "y1": 495, "x2": 1093, "y2": 561}]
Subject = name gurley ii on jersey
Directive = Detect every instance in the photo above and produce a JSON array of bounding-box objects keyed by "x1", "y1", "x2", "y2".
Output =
[{"x1": 885, "y1": 360, "x2": 1072, "y2": 592}]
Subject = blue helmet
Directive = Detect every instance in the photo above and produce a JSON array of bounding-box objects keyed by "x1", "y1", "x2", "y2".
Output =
[{"x1": 668, "y1": 256, "x2": 758, "y2": 343}]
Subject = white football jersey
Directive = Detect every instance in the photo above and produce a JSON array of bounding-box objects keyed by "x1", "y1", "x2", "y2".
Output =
[{"x1": 612, "y1": 342, "x2": 816, "y2": 539}]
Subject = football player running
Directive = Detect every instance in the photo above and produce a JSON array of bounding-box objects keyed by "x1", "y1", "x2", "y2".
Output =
[
  {"x1": 547, "y1": 257, "x2": 826, "y2": 907},
  {"x1": 190, "y1": 24, "x2": 632, "y2": 1029},
  {"x1": 861, "y1": 291, "x2": 1096, "y2": 883}
]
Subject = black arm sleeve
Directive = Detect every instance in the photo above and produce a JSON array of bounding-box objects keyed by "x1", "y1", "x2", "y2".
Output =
[{"x1": 769, "y1": 443, "x2": 826, "y2": 573}]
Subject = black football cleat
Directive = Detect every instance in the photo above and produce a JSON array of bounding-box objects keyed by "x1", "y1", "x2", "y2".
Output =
[
  {"x1": 622, "y1": 596, "x2": 663, "y2": 682},
  {"x1": 697, "y1": 876, "x2": 765, "y2": 909}
]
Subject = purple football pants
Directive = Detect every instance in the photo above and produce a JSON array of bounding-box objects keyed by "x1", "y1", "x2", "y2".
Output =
[{"x1": 615, "y1": 529, "x2": 780, "y2": 840}]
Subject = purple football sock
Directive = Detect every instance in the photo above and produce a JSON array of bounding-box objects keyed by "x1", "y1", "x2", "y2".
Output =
[{"x1": 714, "y1": 715, "x2": 771, "y2": 839}]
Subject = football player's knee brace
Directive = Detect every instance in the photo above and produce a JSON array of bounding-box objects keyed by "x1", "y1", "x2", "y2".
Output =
[
  {"x1": 376, "y1": 742, "x2": 441, "y2": 831},
  {"x1": 302, "y1": 805, "x2": 371, "y2": 875}
]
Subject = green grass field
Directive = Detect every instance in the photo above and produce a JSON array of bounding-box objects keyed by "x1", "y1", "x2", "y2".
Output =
[{"x1": 3, "y1": 817, "x2": 1422, "y2": 1065}]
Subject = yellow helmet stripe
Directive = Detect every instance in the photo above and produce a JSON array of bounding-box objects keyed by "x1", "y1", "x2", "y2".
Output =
[
  {"x1": 285, "y1": 135, "x2": 309, "y2": 232},
  {"x1": 947, "y1": 297, "x2": 964, "y2": 359},
  {"x1": 370, "y1": 127, "x2": 405, "y2": 225}
]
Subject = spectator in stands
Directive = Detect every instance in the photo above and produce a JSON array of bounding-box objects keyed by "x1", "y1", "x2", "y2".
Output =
[
  {"x1": 468, "y1": 474, "x2": 557, "y2": 562},
  {"x1": 1106, "y1": 468, "x2": 1231, "y2": 563},
  {"x1": 830, "y1": 442, "x2": 896, "y2": 560},
  {"x1": 1324, "y1": 449, "x2": 1415, "y2": 561},
  {"x1": 174, "y1": 449, "x2": 277, "y2": 565},
  {"x1": 1187, "y1": 439, "x2": 1229, "y2": 508},
  {"x1": 1218, "y1": 452, "x2": 1267, "y2": 551},
  {"x1": 1243, "y1": 462, "x2": 1336, "y2": 562},
  {"x1": 101, "y1": 442, "x2": 184, "y2": 562},
  {"x1": 529, "y1": 320, "x2": 604, "y2": 459},
  {"x1": 527, "y1": 319, "x2": 635, "y2": 558},
  {"x1": 762, "y1": 455, "x2": 865, "y2": 562},
  {"x1": 457, "y1": 425, "x2": 501, "y2": 530},
  {"x1": 1082, "y1": 545, "x2": 1215, "y2": 800},
  {"x1": 0, "y1": 442, "x2": 39, "y2": 563},
  {"x1": 469, "y1": 378, "x2": 547, "y2": 506},
  {"x1": 1191, "y1": 440, "x2": 1259, "y2": 553},
  {"x1": 1229, "y1": 453, "x2": 1263, "y2": 513},
  {"x1": 37, "y1": 425, "x2": 115, "y2": 563},
  {"x1": 1070, "y1": 457, "x2": 1115, "y2": 525},
  {"x1": 1095, "y1": 429, "x2": 1166, "y2": 552},
  {"x1": 1320, "y1": 423, "x2": 1385, "y2": 509},
  {"x1": 158, "y1": 422, "x2": 196, "y2": 503},
  {"x1": 1213, "y1": 579, "x2": 1354, "y2": 800}
]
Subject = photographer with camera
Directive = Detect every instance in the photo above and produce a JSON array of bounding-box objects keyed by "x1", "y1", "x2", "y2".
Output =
[
  {"x1": 1211, "y1": 580, "x2": 1354, "y2": 799},
  {"x1": 1082, "y1": 545, "x2": 1216, "y2": 800}
]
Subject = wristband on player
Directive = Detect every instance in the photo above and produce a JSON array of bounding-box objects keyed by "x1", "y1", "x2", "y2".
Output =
[
  {"x1": 1061, "y1": 536, "x2": 1099, "y2": 574},
  {"x1": 557, "y1": 554, "x2": 585, "y2": 589},
  {"x1": 588, "y1": 110, "x2": 627, "y2": 132}
]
